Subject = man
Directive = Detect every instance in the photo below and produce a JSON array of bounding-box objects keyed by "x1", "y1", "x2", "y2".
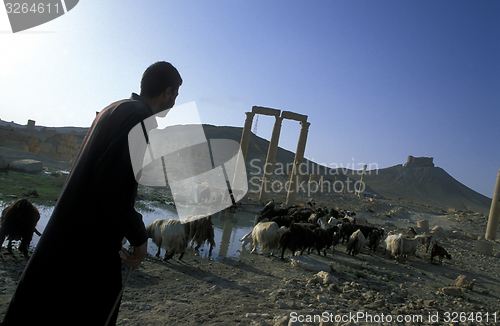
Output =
[{"x1": 1, "y1": 62, "x2": 182, "y2": 325}]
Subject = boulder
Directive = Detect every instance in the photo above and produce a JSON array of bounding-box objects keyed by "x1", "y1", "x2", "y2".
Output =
[
  {"x1": 455, "y1": 275, "x2": 475, "y2": 290},
  {"x1": 475, "y1": 240, "x2": 493, "y2": 256},
  {"x1": 442, "y1": 286, "x2": 465, "y2": 297},
  {"x1": 417, "y1": 220, "x2": 429, "y2": 232},
  {"x1": 431, "y1": 226, "x2": 447, "y2": 239},
  {"x1": 308, "y1": 271, "x2": 339, "y2": 285},
  {"x1": 8, "y1": 159, "x2": 42, "y2": 172},
  {"x1": 0, "y1": 155, "x2": 7, "y2": 169}
]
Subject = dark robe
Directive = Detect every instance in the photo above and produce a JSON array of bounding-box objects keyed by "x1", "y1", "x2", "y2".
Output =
[{"x1": 2, "y1": 93, "x2": 152, "y2": 326}]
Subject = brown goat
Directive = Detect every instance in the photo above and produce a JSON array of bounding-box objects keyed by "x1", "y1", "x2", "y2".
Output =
[
  {"x1": 185, "y1": 215, "x2": 215, "y2": 256},
  {"x1": 430, "y1": 242, "x2": 451, "y2": 263},
  {"x1": 0, "y1": 199, "x2": 42, "y2": 257}
]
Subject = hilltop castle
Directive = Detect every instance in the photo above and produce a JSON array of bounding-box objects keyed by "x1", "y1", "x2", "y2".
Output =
[{"x1": 404, "y1": 155, "x2": 434, "y2": 168}]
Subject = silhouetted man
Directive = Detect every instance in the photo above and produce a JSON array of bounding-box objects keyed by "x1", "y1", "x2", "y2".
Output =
[{"x1": 2, "y1": 61, "x2": 182, "y2": 326}]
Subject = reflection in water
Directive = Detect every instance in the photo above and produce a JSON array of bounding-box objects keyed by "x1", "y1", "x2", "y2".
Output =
[{"x1": 0, "y1": 202, "x2": 258, "y2": 259}]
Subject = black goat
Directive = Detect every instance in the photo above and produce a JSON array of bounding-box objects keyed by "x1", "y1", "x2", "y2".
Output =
[{"x1": 0, "y1": 199, "x2": 42, "y2": 257}]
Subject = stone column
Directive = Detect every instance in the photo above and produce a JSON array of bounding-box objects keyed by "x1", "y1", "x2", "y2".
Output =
[
  {"x1": 286, "y1": 121, "x2": 310, "y2": 206},
  {"x1": 239, "y1": 112, "x2": 255, "y2": 162},
  {"x1": 259, "y1": 116, "x2": 283, "y2": 201},
  {"x1": 358, "y1": 164, "x2": 367, "y2": 197},
  {"x1": 486, "y1": 167, "x2": 500, "y2": 240}
]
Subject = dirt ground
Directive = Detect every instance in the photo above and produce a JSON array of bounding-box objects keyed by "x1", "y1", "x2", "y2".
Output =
[{"x1": 0, "y1": 195, "x2": 499, "y2": 326}]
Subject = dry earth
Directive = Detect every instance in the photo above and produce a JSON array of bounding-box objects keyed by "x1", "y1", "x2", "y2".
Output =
[{"x1": 0, "y1": 195, "x2": 499, "y2": 326}]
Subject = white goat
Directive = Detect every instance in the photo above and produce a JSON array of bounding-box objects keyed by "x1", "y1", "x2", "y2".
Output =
[
  {"x1": 147, "y1": 219, "x2": 188, "y2": 261},
  {"x1": 239, "y1": 229, "x2": 253, "y2": 250},
  {"x1": 346, "y1": 229, "x2": 365, "y2": 256},
  {"x1": 384, "y1": 232, "x2": 402, "y2": 258},
  {"x1": 251, "y1": 222, "x2": 286, "y2": 255},
  {"x1": 397, "y1": 236, "x2": 423, "y2": 258}
]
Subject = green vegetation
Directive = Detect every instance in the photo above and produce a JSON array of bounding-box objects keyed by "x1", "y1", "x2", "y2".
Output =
[{"x1": 0, "y1": 169, "x2": 66, "y2": 206}]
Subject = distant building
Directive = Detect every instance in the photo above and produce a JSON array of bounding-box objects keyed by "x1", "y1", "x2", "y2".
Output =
[{"x1": 404, "y1": 155, "x2": 434, "y2": 168}]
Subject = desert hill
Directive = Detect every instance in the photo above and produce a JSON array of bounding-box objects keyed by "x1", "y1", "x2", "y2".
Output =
[
  {"x1": 203, "y1": 125, "x2": 491, "y2": 214},
  {"x1": 0, "y1": 120, "x2": 491, "y2": 214}
]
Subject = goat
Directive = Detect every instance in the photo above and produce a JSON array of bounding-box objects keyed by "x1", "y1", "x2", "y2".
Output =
[
  {"x1": 346, "y1": 229, "x2": 365, "y2": 256},
  {"x1": 239, "y1": 229, "x2": 253, "y2": 250},
  {"x1": 397, "y1": 236, "x2": 423, "y2": 258},
  {"x1": 270, "y1": 216, "x2": 293, "y2": 228},
  {"x1": 384, "y1": 232, "x2": 402, "y2": 258},
  {"x1": 339, "y1": 221, "x2": 357, "y2": 243},
  {"x1": 312, "y1": 225, "x2": 340, "y2": 256},
  {"x1": 367, "y1": 229, "x2": 384, "y2": 252},
  {"x1": 279, "y1": 223, "x2": 321, "y2": 259},
  {"x1": 0, "y1": 199, "x2": 42, "y2": 257},
  {"x1": 430, "y1": 242, "x2": 451, "y2": 263},
  {"x1": 251, "y1": 222, "x2": 286, "y2": 255},
  {"x1": 146, "y1": 219, "x2": 189, "y2": 261},
  {"x1": 185, "y1": 215, "x2": 215, "y2": 256},
  {"x1": 415, "y1": 234, "x2": 432, "y2": 252}
]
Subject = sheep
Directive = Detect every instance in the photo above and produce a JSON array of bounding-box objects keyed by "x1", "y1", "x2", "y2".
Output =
[
  {"x1": 430, "y1": 242, "x2": 451, "y2": 263},
  {"x1": 415, "y1": 234, "x2": 433, "y2": 252},
  {"x1": 251, "y1": 222, "x2": 287, "y2": 255},
  {"x1": 0, "y1": 198, "x2": 42, "y2": 257},
  {"x1": 185, "y1": 215, "x2": 215, "y2": 256},
  {"x1": 146, "y1": 219, "x2": 189, "y2": 261},
  {"x1": 346, "y1": 229, "x2": 365, "y2": 256},
  {"x1": 397, "y1": 236, "x2": 423, "y2": 258}
]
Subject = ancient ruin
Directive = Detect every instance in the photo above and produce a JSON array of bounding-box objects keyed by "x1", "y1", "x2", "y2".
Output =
[
  {"x1": 238, "y1": 107, "x2": 309, "y2": 206},
  {"x1": 0, "y1": 119, "x2": 80, "y2": 162},
  {"x1": 404, "y1": 155, "x2": 435, "y2": 168}
]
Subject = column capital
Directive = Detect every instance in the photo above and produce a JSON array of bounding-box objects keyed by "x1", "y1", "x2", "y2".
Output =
[{"x1": 300, "y1": 121, "x2": 311, "y2": 129}]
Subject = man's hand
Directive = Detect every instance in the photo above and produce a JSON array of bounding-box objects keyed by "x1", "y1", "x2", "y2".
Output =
[{"x1": 120, "y1": 241, "x2": 148, "y2": 271}]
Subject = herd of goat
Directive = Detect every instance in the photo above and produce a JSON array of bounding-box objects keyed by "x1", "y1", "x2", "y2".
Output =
[
  {"x1": 241, "y1": 200, "x2": 452, "y2": 263},
  {"x1": 0, "y1": 198, "x2": 451, "y2": 265}
]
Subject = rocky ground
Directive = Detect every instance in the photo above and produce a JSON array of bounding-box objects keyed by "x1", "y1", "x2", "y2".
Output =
[{"x1": 0, "y1": 193, "x2": 499, "y2": 326}]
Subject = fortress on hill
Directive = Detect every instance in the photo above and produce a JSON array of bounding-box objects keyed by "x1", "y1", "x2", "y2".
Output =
[{"x1": 404, "y1": 155, "x2": 434, "y2": 168}]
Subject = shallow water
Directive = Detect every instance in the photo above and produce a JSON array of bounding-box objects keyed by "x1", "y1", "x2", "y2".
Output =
[{"x1": 0, "y1": 202, "x2": 257, "y2": 259}]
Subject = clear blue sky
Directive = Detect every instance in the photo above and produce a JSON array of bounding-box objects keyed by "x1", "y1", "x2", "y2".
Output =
[{"x1": 1, "y1": 1, "x2": 499, "y2": 198}]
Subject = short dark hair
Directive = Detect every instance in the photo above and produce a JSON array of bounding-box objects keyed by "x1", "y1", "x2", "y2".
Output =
[{"x1": 140, "y1": 61, "x2": 182, "y2": 99}]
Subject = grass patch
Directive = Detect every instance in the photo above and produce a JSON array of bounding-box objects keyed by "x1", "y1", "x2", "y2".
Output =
[{"x1": 0, "y1": 169, "x2": 66, "y2": 206}]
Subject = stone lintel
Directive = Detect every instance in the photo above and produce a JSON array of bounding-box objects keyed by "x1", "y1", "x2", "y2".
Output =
[
  {"x1": 281, "y1": 111, "x2": 308, "y2": 122},
  {"x1": 252, "y1": 106, "x2": 281, "y2": 117}
]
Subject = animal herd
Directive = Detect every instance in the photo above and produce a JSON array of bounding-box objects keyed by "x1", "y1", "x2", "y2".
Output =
[
  {"x1": 243, "y1": 200, "x2": 452, "y2": 265},
  {"x1": 0, "y1": 199, "x2": 216, "y2": 262},
  {"x1": 0, "y1": 198, "x2": 452, "y2": 267}
]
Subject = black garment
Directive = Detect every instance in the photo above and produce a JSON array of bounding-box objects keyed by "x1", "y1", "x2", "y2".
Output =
[{"x1": 2, "y1": 93, "x2": 152, "y2": 326}]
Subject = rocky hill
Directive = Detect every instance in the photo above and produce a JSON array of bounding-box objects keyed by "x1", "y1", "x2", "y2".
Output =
[{"x1": 0, "y1": 120, "x2": 491, "y2": 213}]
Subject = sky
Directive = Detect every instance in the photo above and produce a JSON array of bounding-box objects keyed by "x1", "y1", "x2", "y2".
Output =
[{"x1": 0, "y1": 1, "x2": 499, "y2": 198}]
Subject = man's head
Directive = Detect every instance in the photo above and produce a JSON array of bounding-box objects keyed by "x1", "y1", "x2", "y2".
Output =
[{"x1": 140, "y1": 61, "x2": 182, "y2": 114}]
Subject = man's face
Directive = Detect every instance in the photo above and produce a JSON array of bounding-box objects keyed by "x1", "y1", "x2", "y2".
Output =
[
  {"x1": 164, "y1": 87, "x2": 178, "y2": 110},
  {"x1": 157, "y1": 87, "x2": 179, "y2": 117}
]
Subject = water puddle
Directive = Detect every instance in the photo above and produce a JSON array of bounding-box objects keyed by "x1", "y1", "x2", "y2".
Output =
[{"x1": 0, "y1": 201, "x2": 258, "y2": 259}]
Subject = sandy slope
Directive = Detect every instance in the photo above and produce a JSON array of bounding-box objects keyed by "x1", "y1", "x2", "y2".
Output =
[{"x1": 0, "y1": 196, "x2": 499, "y2": 326}]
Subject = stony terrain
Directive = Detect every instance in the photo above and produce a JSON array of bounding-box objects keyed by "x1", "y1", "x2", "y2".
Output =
[{"x1": 0, "y1": 195, "x2": 499, "y2": 326}]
